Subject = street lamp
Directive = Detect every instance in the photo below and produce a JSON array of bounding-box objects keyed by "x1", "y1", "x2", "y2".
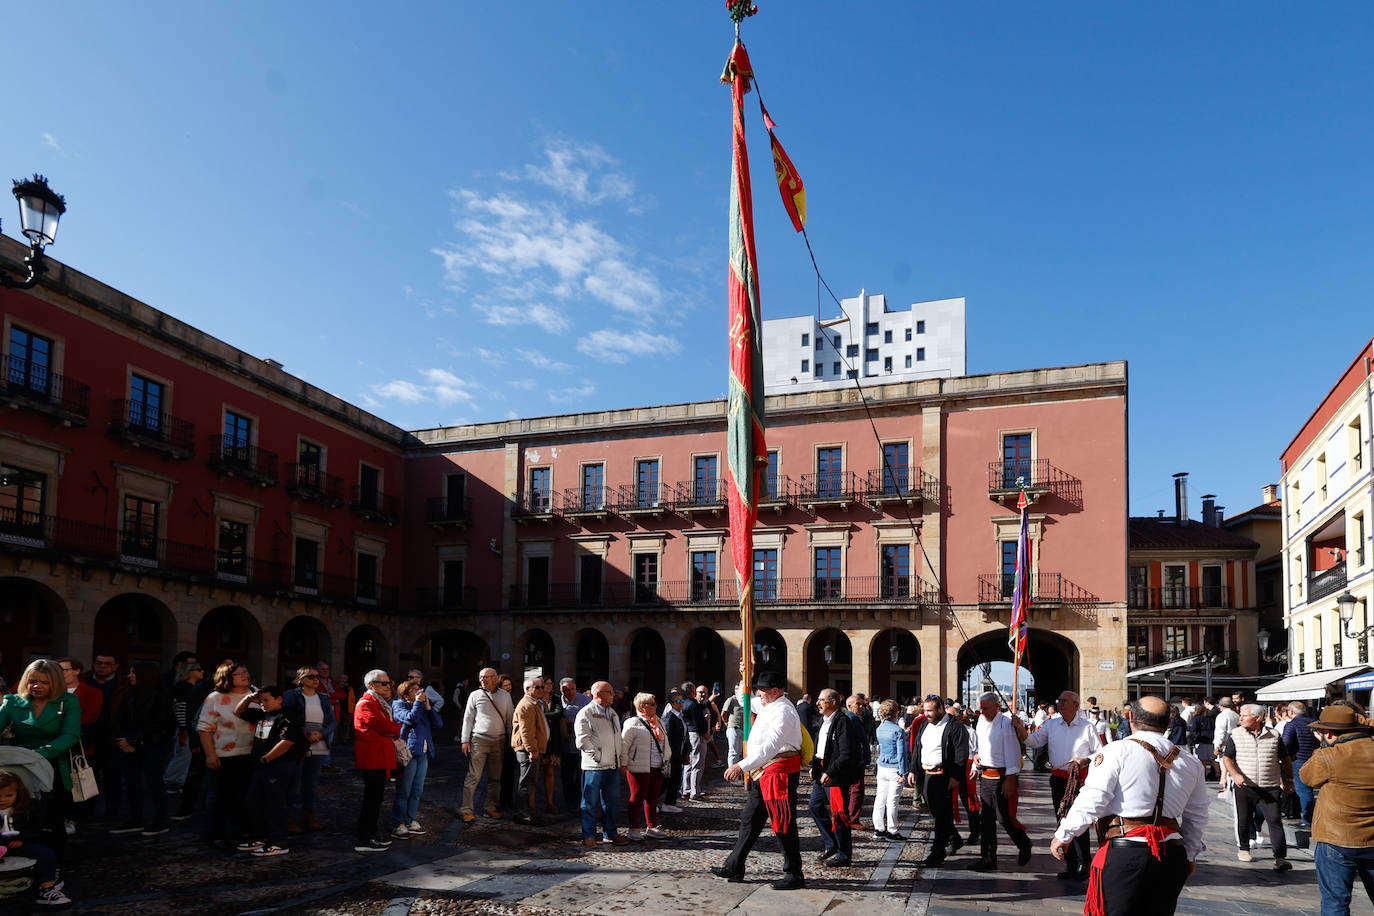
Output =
[
  {"x1": 1, "y1": 175, "x2": 66, "y2": 290},
  {"x1": 753, "y1": 642, "x2": 772, "y2": 665},
  {"x1": 890, "y1": 644, "x2": 900, "y2": 666},
  {"x1": 1337, "y1": 590, "x2": 1369, "y2": 639},
  {"x1": 1257, "y1": 628, "x2": 1288, "y2": 664},
  {"x1": 823, "y1": 644, "x2": 834, "y2": 665}
]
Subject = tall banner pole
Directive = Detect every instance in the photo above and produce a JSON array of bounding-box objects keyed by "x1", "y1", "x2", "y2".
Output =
[{"x1": 723, "y1": 1, "x2": 764, "y2": 747}]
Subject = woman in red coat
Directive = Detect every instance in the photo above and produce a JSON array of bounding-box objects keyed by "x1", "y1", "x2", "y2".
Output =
[{"x1": 353, "y1": 669, "x2": 401, "y2": 852}]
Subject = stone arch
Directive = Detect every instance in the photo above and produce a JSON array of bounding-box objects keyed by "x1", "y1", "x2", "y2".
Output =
[
  {"x1": 956, "y1": 627, "x2": 1079, "y2": 709},
  {"x1": 418, "y1": 629, "x2": 489, "y2": 698},
  {"x1": 628, "y1": 628, "x2": 666, "y2": 701},
  {"x1": 345, "y1": 624, "x2": 392, "y2": 691},
  {"x1": 753, "y1": 627, "x2": 787, "y2": 686},
  {"x1": 0, "y1": 578, "x2": 68, "y2": 672},
  {"x1": 519, "y1": 628, "x2": 557, "y2": 680},
  {"x1": 574, "y1": 628, "x2": 609, "y2": 690},
  {"x1": 94, "y1": 593, "x2": 177, "y2": 667},
  {"x1": 804, "y1": 627, "x2": 853, "y2": 699},
  {"x1": 197, "y1": 605, "x2": 264, "y2": 678},
  {"x1": 685, "y1": 628, "x2": 725, "y2": 694},
  {"x1": 278, "y1": 616, "x2": 331, "y2": 685},
  {"x1": 869, "y1": 627, "x2": 921, "y2": 703}
]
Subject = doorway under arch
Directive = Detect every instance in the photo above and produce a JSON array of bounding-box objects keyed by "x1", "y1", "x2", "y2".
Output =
[
  {"x1": 869, "y1": 627, "x2": 921, "y2": 703},
  {"x1": 628, "y1": 628, "x2": 666, "y2": 701},
  {"x1": 94, "y1": 594, "x2": 176, "y2": 667},
  {"x1": 278, "y1": 616, "x2": 331, "y2": 685},
  {"x1": 805, "y1": 628, "x2": 852, "y2": 699},
  {"x1": 0, "y1": 578, "x2": 67, "y2": 678},
  {"x1": 420, "y1": 629, "x2": 489, "y2": 698},
  {"x1": 197, "y1": 606, "x2": 264, "y2": 677},
  {"x1": 521, "y1": 628, "x2": 556, "y2": 680},
  {"x1": 686, "y1": 628, "x2": 725, "y2": 693},
  {"x1": 753, "y1": 627, "x2": 787, "y2": 687},
  {"x1": 956, "y1": 628, "x2": 1078, "y2": 710},
  {"x1": 345, "y1": 624, "x2": 391, "y2": 692},
  {"x1": 574, "y1": 629, "x2": 609, "y2": 690}
]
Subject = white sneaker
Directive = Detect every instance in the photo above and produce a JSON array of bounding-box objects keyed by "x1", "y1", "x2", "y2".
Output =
[
  {"x1": 35, "y1": 886, "x2": 71, "y2": 907},
  {"x1": 391, "y1": 824, "x2": 411, "y2": 838},
  {"x1": 660, "y1": 804, "x2": 683, "y2": 814},
  {"x1": 407, "y1": 820, "x2": 425, "y2": 835},
  {"x1": 1238, "y1": 849, "x2": 1254, "y2": 862},
  {"x1": 1254, "y1": 835, "x2": 1268, "y2": 848},
  {"x1": 627, "y1": 828, "x2": 645, "y2": 842},
  {"x1": 63, "y1": 820, "x2": 75, "y2": 836},
  {"x1": 645, "y1": 826, "x2": 667, "y2": 839}
]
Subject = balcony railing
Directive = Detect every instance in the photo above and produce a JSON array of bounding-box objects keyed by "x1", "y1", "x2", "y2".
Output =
[
  {"x1": 987, "y1": 459, "x2": 1083, "y2": 508},
  {"x1": 207, "y1": 436, "x2": 279, "y2": 487},
  {"x1": 506, "y1": 574, "x2": 942, "y2": 609},
  {"x1": 2, "y1": 354, "x2": 90, "y2": 425},
  {"x1": 978, "y1": 572, "x2": 1100, "y2": 604},
  {"x1": 864, "y1": 466, "x2": 938, "y2": 504},
  {"x1": 285, "y1": 463, "x2": 345, "y2": 508},
  {"x1": 513, "y1": 490, "x2": 559, "y2": 517},
  {"x1": 615, "y1": 482, "x2": 671, "y2": 513},
  {"x1": 350, "y1": 486, "x2": 400, "y2": 524},
  {"x1": 1309, "y1": 562, "x2": 1347, "y2": 602},
  {"x1": 425, "y1": 496, "x2": 472, "y2": 525},
  {"x1": 107, "y1": 400, "x2": 195, "y2": 457},
  {"x1": 413, "y1": 585, "x2": 479, "y2": 612},
  {"x1": 799, "y1": 471, "x2": 859, "y2": 505},
  {"x1": 1128, "y1": 585, "x2": 1234, "y2": 610},
  {"x1": 562, "y1": 486, "x2": 613, "y2": 515},
  {"x1": 759, "y1": 474, "x2": 798, "y2": 509},
  {"x1": 674, "y1": 479, "x2": 727, "y2": 512}
]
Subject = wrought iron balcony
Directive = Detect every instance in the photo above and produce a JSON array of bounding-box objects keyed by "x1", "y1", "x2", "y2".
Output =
[
  {"x1": 413, "y1": 585, "x2": 479, "y2": 612},
  {"x1": 512, "y1": 490, "x2": 559, "y2": 520},
  {"x1": 207, "y1": 436, "x2": 278, "y2": 487},
  {"x1": 285, "y1": 463, "x2": 345, "y2": 508},
  {"x1": 759, "y1": 474, "x2": 797, "y2": 511},
  {"x1": 1315, "y1": 648, "x2": 1324, "y2": 670},
  {"x1": 1308, "y1": 562, "x2": 1347, "y2": 602},
  {"x1": 0, "y1": 508, "x2": 117, "y2": 556},
  {"x1": 864, "y1": 466, "x2": 938, "y2": 506},
  {"x1": 615, "y1": 482, "x2": 671, "y2": 514},
  {"x1": 350, "y1": 486, "x2": 399, "y2": 525},
  {"x1": 425, "y1": 496, "x2": 472, "y2": 525},
  {"x1": 504, "y1": 574, "x2": 942, "y2": 610},
  {"x1": 977, "y1": 572, "x2": 1100, "y2": 604},
  {"x1": 2, "y1": 354, "x2": 90, "y2": 425},
  {"x1": 799, "y1": 470, "x2": 859, "y2": 507},
  {"x1": 1128, "y1": 585, "x2": 1234, "y2": 610},
  {"x1": 107, "y1": 400, "x2": 195, "y2": 458},
  {"x1": 987, "y1": 458, "x2": 1083, "y2": 508},
  {"x1": 561, "y1": 486, "x2": 613, "y2": 518},
  {"x1": 674, "y1": 479, "x2": 727, "y2": 514}
]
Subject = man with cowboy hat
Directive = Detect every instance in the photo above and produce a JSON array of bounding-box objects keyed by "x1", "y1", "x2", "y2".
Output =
[{"x1": 1300, "y1": 702, "x2": 1374, "y2": 915}]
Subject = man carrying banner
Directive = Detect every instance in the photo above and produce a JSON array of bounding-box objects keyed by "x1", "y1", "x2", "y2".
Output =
[
  {"x1": 1023, "y1": 690, "x2": 1099, "y2": 880},
  {"x1": 711, "y1": 671, "x2": 805, "y2": 891}
]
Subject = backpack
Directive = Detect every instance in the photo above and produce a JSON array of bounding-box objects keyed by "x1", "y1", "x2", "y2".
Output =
[{"x1": 799, "y1": 724, "x2": 815, "y2": 765}]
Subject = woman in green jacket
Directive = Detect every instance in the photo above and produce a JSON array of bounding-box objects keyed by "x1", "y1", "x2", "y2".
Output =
[{"x1": 0, "y1": 658, "x2": 82, "y2": 859}]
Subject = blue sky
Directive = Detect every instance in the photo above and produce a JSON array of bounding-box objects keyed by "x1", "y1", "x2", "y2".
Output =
[{"x1": 7, "y1": 3, "x2": 1374, "y2": 516}]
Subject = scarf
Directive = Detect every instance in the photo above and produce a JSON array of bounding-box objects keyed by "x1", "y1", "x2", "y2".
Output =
[
  {"x1": 643, "y1": 712, "x2": 665, "y2": 744},
  {"x1": 366, "y1": 689, "x2": 394, "y2": 718}
]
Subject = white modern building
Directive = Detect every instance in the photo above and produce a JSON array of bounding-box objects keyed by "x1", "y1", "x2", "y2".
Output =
[
  {"x1": 761, "y1": 291, "x2": 966, "y2": 393},
  {"x1": 1260, "y1": 338, "x2": 1374, "y2": 708}
]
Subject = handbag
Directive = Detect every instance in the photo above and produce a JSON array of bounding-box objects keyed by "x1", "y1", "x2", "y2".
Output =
[
  {"x1": 69, "y1": 748, "x2": 99, "y2": 802},
  {"x1": 393, "y1": 737, "x2": 413, "y2": 767}
]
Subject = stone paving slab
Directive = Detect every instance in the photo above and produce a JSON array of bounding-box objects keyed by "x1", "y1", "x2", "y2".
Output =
[
  {"x1": 724, "y1": 886, "x2": 836, "y2": 916},
  {"x1": 519, "y1": 865, "x2": 645, "y2": 912},
  {"x1": 582, "y1": 873, "x2": 758, "y2": 916},
  {"x1": 452, "y1": 857, "x2": 594, "y2": 902},
  {"x1": 377, "y1": 850, "x2": 532, "y2": 891}
]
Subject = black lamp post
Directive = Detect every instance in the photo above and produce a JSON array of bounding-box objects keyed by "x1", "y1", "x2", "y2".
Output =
[
  {"x1": 1, "y1": 175, "x2": 66, "y2": 290},
  {"x1": 1257, "y1": 628, "x2": 1288, "y2": 664},
  {"x1": 890, "y1": 644, "x2": 900, "y2": 667},
  {"x1": 1337, "y1": 591, "x2": 1369, "y2": 639}
]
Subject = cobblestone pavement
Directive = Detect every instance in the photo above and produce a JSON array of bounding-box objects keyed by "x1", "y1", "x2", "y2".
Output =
[{"x1": 51, "y1": 744, "x2": 1365, "y2": 916}]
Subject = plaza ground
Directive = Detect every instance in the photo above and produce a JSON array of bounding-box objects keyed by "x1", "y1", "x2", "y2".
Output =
[{"x1": 55, "y1": 746, "x2": 1354, "y2": 916}]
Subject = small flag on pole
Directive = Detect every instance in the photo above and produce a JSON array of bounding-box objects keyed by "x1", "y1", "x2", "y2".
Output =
[
  {"x1": 760, "y1": 103, "x2": 806, "y2": 233},
  {"x1": 1008, "y1": 490, "x2": 1031, "y2": 665}
]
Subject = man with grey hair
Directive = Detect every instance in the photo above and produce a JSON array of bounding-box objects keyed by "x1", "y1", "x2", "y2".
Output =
[
  {"x1": 575, "y1": 681, "x2": 626, "y2": 846},
  {"x1": 1281, "y1": 700, "x2": 1318, "y2": 827},
  {"x1": 511, "y1": 674, "x2": 549, "y2": 824},
  {"x1": 558, "y1": 677, "x2": 589, "y2": 809},
  {"x1": 1221, "y1": 702, "x2": 1294, "y2": 870},
  {"x1": 460, "y1": 667, "x2": 513, "y2": 822},
  {"x1": 968, "y1": 693, "x2": 1031, "y2": 871}
]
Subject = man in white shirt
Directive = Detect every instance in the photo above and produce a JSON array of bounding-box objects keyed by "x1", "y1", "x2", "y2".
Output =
[
  {"x1": 905, "y1": 695, "x2": 970, "y2": 867},
  {"x1": 711, "y1": 671, "x2": 805, "y2": 891},
  {"x1": 460, "y1": 668, "x2": 513, "y2": 821},
  {"x1": 1052, "y1": 696, "x2": 1210, "y2": 915},
  {"x1": 968, "y1": 693, "x2": 1032, "y2": 871},
  {"x1": 1024, "y1": 690, "x2": 1099, "y2": 880}
]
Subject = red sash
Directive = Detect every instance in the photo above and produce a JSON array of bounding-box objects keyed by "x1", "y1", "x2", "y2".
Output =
[
  {"x1": 760, "y1": 755, "x2": 801, "y2": 835},
  {"x1": 828, "y1": 784, "x2": 854, "y2": 833},
  {"x1": 1084, "y1": 824, "x2": 1171, "y2": 916}
]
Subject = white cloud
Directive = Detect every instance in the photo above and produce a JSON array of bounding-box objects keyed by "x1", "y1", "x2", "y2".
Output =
[
  {"x1": 472, "y1": 346, "x2": 505, "y2": 363},
  {"x1": 475, "y1": 300, "x2": 570, "y2": 334},
  {"x1": 549, "y1": 380, "x2": 597, "y2": 404},
  {"x1": 515, "y1": 349, "x2": 571, "y2": 371},
  {"x1": 583, "y1": 257, "x2": 662, "y2": 315},
  {"x1": 41, "y1": 133, "x2": 62, "y2": 154},
  {"x1": 523, "y1": 138, "x2": 634, "y2": 204},
  {"x1": 371, "y1": 369, "x2": 479, "y2": 407},
  {"x1": 577, "y1": 328, "x2": 681, "y2": 364},
  {"x1": 509, "y1": 378, "x2": 537, "y2": 391}
]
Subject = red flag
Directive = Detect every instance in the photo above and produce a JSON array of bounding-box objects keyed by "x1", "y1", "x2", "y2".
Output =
[
  {"x1": 723, "y1": 41, "x2": 766, "y2": 729},
  {"x1": 760, "y1": 103, "x2": 806, "y2": 233}
]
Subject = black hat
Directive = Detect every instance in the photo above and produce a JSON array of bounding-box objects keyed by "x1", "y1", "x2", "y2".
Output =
[{"x1": 752, "y1": 670, "x2": 786, "y2": 691}]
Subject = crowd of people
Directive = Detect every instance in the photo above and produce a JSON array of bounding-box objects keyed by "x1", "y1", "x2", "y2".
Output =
[{"x1": 0, "y1": 650, "x2": 1371, "y2": 914}]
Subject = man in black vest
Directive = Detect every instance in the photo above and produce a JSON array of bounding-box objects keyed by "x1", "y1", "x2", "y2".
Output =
[
  {"x1": 906, "y1": 694, "x2": 970, "y2": 867},
  {"x1": 808, "y1": 688, "x2": 863, "y2": 866}
]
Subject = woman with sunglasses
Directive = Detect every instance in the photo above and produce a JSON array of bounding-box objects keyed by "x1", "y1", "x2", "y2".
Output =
[
  {"x1": 353, "y1": 670, "x2": 401, "y2": 852},
  {"x1": 283, "y1": 666, "x2": 335, "y2": 832},
  {"x1": 197, "y1": 661, "x2": 256, "y2": 850}
]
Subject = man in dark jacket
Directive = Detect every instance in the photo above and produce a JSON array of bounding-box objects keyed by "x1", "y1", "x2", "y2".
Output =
[
  {"x1": 907, "y1": 695, "x2": 971, "y2": 867},
  {"x1": 1282, "y1": 700, "x2": 1319, "y2": 826},
  {"x1": 661, "y1": 689, "x2": 689, "y2": 813},
  {"x1": 808, "y1": 689, "x2": 864, "y2": 866},
  {"x1": 795, "y1": 694, "x2": 818, "y2": 738},
  {"x1": 845, "y1": 695, "x2": 873, "y2": 827}
]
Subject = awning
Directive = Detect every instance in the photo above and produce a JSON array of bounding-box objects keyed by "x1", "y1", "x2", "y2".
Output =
[
  {"x1": 1256, "y1": 666, "x2": 1370, "y2": 701},
  {"x1": 1344, "y1": 672, "x2": 1374, "y2": 690},
  {"x1": 1125, "y1": 654, "x2": 1208, "y2": 679}
]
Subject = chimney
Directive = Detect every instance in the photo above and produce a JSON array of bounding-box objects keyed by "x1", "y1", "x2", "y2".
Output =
[
  {"x1": 1216, "y1": 505, "x2": 1225, "y2": 524},
  {"x1": 1157, "y1": 509, "x2": 1166, "y2": 519},
  {"x1": 1201, "y1": 494, "x2": 1217, "y2": 527},
  {"x1": 1173, "y1": 472, "x2": 1189, "y2": 526},
  {"x1": 1262, "y1": 483, "x2": 1279, "y2": 503}
]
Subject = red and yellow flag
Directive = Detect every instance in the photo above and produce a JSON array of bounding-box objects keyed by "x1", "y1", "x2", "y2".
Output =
[
  {"x1": 723, "y1": 40, "x2": 766, "y2": 723},
  {"x1": 761, "y1": 104, "x2": 806, "y2": 233}
]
